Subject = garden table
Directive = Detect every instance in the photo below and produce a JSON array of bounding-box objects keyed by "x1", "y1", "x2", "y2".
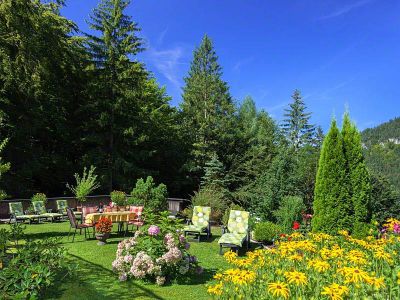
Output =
[{"x1": 85, "y1": 211, "x2": 137, "y2": 233}]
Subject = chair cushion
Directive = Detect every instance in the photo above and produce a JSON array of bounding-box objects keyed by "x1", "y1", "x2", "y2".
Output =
[
  {"x1": 218, "y1": 232, "x2": 247, "y2": 247},
  {"x1": 56, "y1": 200, "x2": 68, "y2": 212},
  {"x1": 42, "y1": 213, "x2": 63, "y2": 218},
  {"x1": 184, "y1": 224, "x2": 205, "y2": 233},
  {"x1": 227, "y1": 210, "x2": 249, "y2": 234},
  {"x1": 78, "y1": 223, "x2": 94, "y2": 228},
  {"x1": 128, "y1": 220, "x2": 144, "y2": 226},
  {"x1": 9, "y1": 202, "x2": 24, "y2": 216},
  {"x1": 32, "y1": 201, "x2": 47, "y2": 214},
  {"x1": 191, "y1": 206, "x2": 210, "y2": 229}
]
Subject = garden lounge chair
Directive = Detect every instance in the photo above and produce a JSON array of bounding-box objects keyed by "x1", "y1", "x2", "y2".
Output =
[
  {"x1": 125, "y1": 206, "x2": 144, "y2": 234},
  {"x1": 8, "y1": 202, "x2": 40, "y2": 224},
  {"x1": 56, "y1": 199, "x2": 69, "y2": 217},
  {"x1": 183, "y1": 206, "x2": 211, "y2": 242},
  {"x1": 67, "y1": 208, "x2": 95, "y2": 242},
  {"x1": 32, "y1": 201, "x2": 63, "y2": 222},
  {"x1": 218, "y1": 210, "x2": 250, "y2": 255}
]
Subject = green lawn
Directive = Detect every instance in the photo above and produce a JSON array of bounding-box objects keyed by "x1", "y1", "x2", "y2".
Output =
[{"x1": 1, "y1": 221, "x2": 229, "y2": 300}]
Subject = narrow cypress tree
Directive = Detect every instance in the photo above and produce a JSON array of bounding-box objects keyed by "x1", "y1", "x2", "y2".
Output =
[
  {"x1": 312, "y1": 119, "x2": 351, "y2": 232},
  {"x1": 342, "y1": 113, "x2": 371, "y2": 231}
]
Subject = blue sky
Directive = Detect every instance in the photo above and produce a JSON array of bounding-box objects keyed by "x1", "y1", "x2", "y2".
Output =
[{"x1": 61, "y1": 0, "x2": 400, "y2": 131}]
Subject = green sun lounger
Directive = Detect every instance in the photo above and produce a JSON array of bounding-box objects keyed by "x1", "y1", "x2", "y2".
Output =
[
  {"x1": 32, "y1": 200, "x2": 63, "y2": 222},
  {"x1": 218, "y1": 210, "x2": 250, "y2": 254},
  {"x1": 183, "y1": 206, "x2": 211, "y2": 242},
  {"x1": 9, "y1": 202, "x2": 40, "y2": 224}
]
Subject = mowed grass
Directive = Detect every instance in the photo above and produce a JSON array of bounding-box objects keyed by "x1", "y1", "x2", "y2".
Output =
[{"x1": 0, "y1": 221, "x2": 229, "y2": 300}]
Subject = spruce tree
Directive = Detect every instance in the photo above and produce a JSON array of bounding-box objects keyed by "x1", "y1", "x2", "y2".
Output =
[
  {"x1": 181, "y1": 35, "x2": 235, "y2": 180},
  {"x1": 312, "y1": 119, "x2": 351, "y2": 232},
  {"x1": 201, "y1": 153, "x2": 228, "y2": 191},
  {"x1": 282, "y1": 90, "x2": 315, "y2": 150},
  {"x1": 342, "y1": 112, "x2": 371, "y2": 232}
]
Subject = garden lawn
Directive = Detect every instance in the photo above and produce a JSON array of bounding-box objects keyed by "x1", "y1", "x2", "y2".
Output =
[{"x1": 0, "y1": 221, "x2": 228, "y2": 300}]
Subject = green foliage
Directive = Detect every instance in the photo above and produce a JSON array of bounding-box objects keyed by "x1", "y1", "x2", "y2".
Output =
[
  {"x1": 0, "y1": 138, "x2": 10, "y2": 200},
  {"x1": 31, "y1": 193, "x2": 47, "y2": 204},
  {"x1": 110, "y1": 190, "x2": 126, "y2": 206},
  {"x1": 0, "y1": 225, "x2": 74, "y2": 299},
  {"x1": 67, "y1": 166, "x2": 100, "y2": 202},
  {"x1": 201, "y1": 153, "x2": 229, "y2": 191},
  {"x1": 253, "y1": 221, "x2": 282, "y2": 242},
  {"x1": 181, "y1": 35, "x2": 236, "y2": 182},
  {"x1": 312, "y1": 119, "x2": 351, "y2": 232},
  {"x1": 222, "y1": 204, "x2": 244, "y2": 226},
  {"x1": 282, "y1": 90, "x2": 315, "y2": 150},
  {"x1": 274, "y1": 196, "x2": 306, "y2": 233},
  {"x1": 130, "y1": 176, "x2": 167, "y2": 211},
  {"x1": 342, "y1": 112, "x2": 371, "y2": 225},
  {"x1": 190, "y1": 188, "x2": 227, "y2": 223}
]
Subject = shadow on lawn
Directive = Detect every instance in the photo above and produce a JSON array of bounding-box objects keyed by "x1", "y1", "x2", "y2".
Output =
[{"x1": 44, "y1": 254, "x2": 166, "y2": 300}]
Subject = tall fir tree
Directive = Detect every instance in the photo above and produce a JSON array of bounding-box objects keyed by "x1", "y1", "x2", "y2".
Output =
[
  {"x1": 201, "y1": 153, "x2": 229, "y2": 191},
  {"x1": 312, "y1": 119, "x2": 352, "y2": 232},
  {"x1": 181, "y1": 35, "x2": 236, "y2": 182},
  {"x1": 342, "y1": 112, "x2": 371, "y2": 231},
  {"x1": 282, "y1": 90, "x2": 315, "y2": 150}
]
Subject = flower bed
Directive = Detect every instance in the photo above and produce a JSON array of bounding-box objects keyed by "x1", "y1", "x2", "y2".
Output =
[
  {"x1": 208, "y1": 222, "x2": 400, "y2": 299},
  {"x1": 112, "y1": 224, "x2": 202, "y2": 285}
]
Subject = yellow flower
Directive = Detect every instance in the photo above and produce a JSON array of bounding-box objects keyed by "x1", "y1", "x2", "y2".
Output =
[
  {"x1": 338, "y1": 267, "x2": 370, "y2": 283},
  {"x1": 338, "y1": 230, "x2": 349, "y2": 236},
  {"x1": 268, "y1": 281, "x2": 290, "y2": 299},
  {"x1": 207, "y1": 282, "x2": 223, "y2": 295},
  {"x1": 321, "y1": 283, "x2": 349, "y2": 300},
  {"x1": 288, "y1": 254, "x2": 303, "y2": 261},
  {"x1": 213, "y1": 273, "x2": 223, "y2": 280},
  {"x1": 308, "y1": 259, "x2": 330, "y2": 273},
  {"x1": 224, "y1": 251, "x2": 238, "y2": 263},
  {"x1": 284, "y1": 271, "x2": 308, "y2": 286},
  {"x1": 365, "y1": 276, "x2": 385, "y2": 289},
  {"x1": 374, "y1": 249, "x2": 393, "y2": 264},
  {"x1": 231, "y1": 270, "x2": 256, "y2": 285}
]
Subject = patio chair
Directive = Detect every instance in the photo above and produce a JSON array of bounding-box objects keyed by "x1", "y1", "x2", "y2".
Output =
[
  {"x1": 32, "y1": 201, "x2": 63, "y2": 222},
  {"x1": 218, "y1": 210, "x2": 250, "y2": 255},
  {"x1": 81, "y1": 206, "x2": 98, "y2": 224},
  {"x1": 183, "y1": 206, "x2": 211, "y2": 242},
  {"x1": 67, "y1": 208, "x2": 95, "y2": 242},
  {"x1": 56, "y1": 199, "x2": 69, "y2": 217},
  {"x1": 8, "y1": 202, "x2": 40, "y2": 224},
  {"x1": 125, "y1": 206, "x2": 144, "y2": 235}
]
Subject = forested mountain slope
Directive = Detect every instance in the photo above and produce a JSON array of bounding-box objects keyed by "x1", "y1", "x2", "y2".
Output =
[{"x1": 362, "y1": 118, "x2": 400, "y2": 192}]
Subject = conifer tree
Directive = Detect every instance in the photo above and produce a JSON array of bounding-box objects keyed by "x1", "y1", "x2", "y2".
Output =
[
  {"x1": 312, "y1": 119, "x2": 351, "y2": 232},
  {"x1": 181, "y1": 35, "x2": 235, "y2": 179},
  {"x1": 342, "y1": 112, "x2": 371, "y2": 231},
  {"x1": 201, "y1": 153, "x2": 228, "y2": 191},
  {"x1": 282, "y1": 90, "x2": 315, "y2": 150}
]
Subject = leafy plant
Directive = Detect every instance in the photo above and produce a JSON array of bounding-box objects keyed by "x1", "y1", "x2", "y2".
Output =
[
  {"x1": 67, "y1": 166, "x2": 100, "y2": 203},
  {"x1": 110, "y1": 190, "x2": 126, "y2": 206},
  {"x1": 253, "y1": 221, "x2": 282, "y2": 242},
  {"x1": 31, "y1": 192, "x2": 47, "y2": 204},
  {"x1": 0, "y1": 138, "x2": 10, "y2": 200},
  {"x1": 274, "y1": 195, "x2": 306, "y2": 233},
  {"x1": 130, "y1": 176, "x2": 167, "y2": 211},
  {"x1": 95, "y1": 217, "x2": 113, "y2": 234}
]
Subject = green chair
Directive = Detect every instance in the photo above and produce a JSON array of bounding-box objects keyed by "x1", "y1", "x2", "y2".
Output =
[
  {"x1": 218, "y1": 210, "x2": 250, "y2": 255},
  {"x1": 56, "y1": 199, "x2": 69, "y2": 218},
  {"x1": 183, "y1": 206, "x2": 211, "y2": 242},
  {"x1": 9, "y1": 202, "x2": 39, "y2": 224},
  {"x1": 32, "y1": 201, "x2": 63, "y2": 222}
]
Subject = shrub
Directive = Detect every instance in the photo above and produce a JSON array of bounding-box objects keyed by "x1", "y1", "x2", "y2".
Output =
[
  {"x1": 67, "y1": 165, "x2": 100, "y2": 203},
  {"x1": 274, "y1": 195, "x2": 305, "y2": 233},
  {"x1": 31, "y1": 192, "x2": 47, "y2": 204},
  {"x1": 0, "y1": 225, "x2": 74, "y2": 298},
  {"x1": 191, "y1": 188, "x2": 227, "y2": 224},
  {"x1": 110, "y1": 190, "x2": 126, "y2": 206},
  {"x1": 253, "y1": 221, "x2": 282, "y2": 242},
  {"x1": 130, "y1": 176, "x2": 167, "y2": 211},
  {"x1": 222, "y1": 204, "x2": 244, "y2": 226},
  {"x1": 112, "y1": 211, "x2": 201, "y2": 285}
]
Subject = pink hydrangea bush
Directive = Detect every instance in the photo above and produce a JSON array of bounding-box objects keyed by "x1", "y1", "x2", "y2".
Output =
[{"x1": 112, "y1": 228, "x2": 201, "y2": 285}]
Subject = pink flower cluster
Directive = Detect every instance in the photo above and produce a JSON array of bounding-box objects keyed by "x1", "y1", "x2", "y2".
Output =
[
  {"x1": 394, "y1": 223, "x2": 400, "y2": 234},
  {"x1": 112, "y1": 228, "x2": 200, "y2": 285}
]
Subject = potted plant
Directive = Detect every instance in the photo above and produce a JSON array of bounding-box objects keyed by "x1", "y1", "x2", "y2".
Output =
[
  {"x1": 66, "y1": 166, "x2": 100, "y2": 211},
  {"x1": 253, "y1": 221, "x2": 282, "y2": 247},
  {"x1": 95, "y1": 217, "x2": 112, "y2": 245},
  {"x1": 110, "y1": 190, "x2": 126, "y2": 211}
]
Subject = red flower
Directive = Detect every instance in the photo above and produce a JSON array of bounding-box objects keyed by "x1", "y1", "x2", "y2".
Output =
[{"x1": 292, "y1": 221, "x2": 300, "y2": 230}]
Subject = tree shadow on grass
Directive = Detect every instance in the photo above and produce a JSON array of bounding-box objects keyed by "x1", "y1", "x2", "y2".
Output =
[
  {"x1": 173, "y1": 267, "x2": 217, "y2": 286},
  {"x1": 44, "y1": 254, "x2": 165, "y2": 300}
]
